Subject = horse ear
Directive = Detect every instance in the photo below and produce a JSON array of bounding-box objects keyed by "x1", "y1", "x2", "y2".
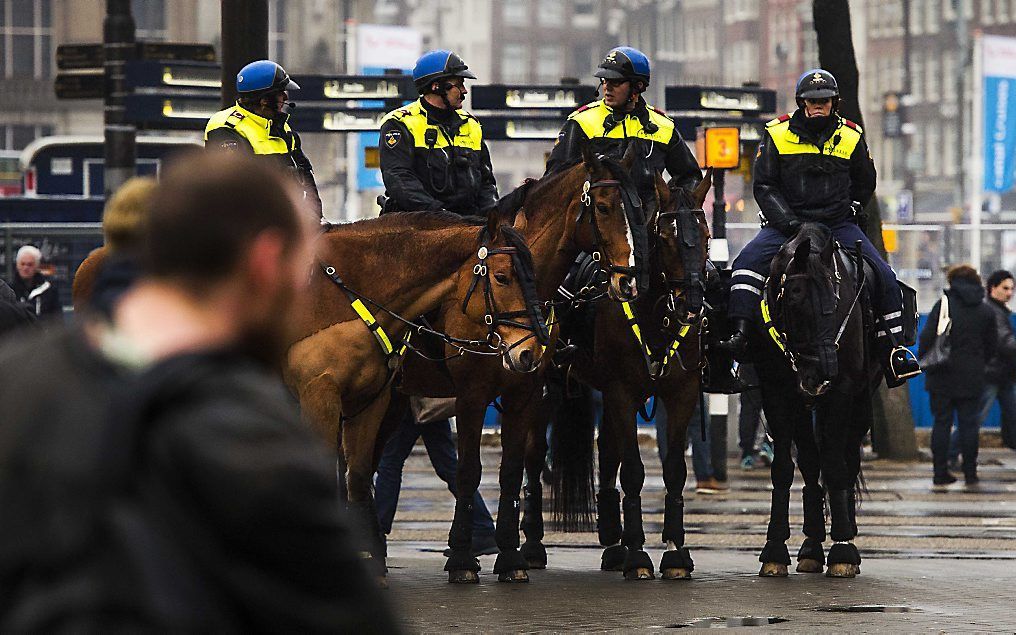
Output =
[
  {"x1": 792, "y1": 238, "x2": 811, "y2": 270},
  {"x1": 486, "y1": 208, "x2": 502, "y2": 240},
  {"x1": 513, "y1": 207, "x2": 528, "y2": 233},
  {"x1": 692, "y1": 169, "x2": 712, "y2": 209},
  {"x1": 581, "y1": 144, "x2": 603, "y2": 174},
  {"x1": 620, "y1": 141, "x2": 639, "y2": 170},
  {"x1": 820, "y1": 234, "x2": 835, "y2": 264}
]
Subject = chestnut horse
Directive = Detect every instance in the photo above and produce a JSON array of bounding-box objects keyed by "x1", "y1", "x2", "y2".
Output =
[
  {"x1": 541, "y1": 172, "x2": 712, "y2": 581},
  {"x1": 284, "y1": 210, "x2": 546, "y2": 584},
  {"x1": 393, "y1": 147, "x2": 646, "y2": 583}
]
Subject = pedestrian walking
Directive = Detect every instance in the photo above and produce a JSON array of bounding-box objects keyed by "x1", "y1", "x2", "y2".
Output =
[{"x1": 921, "y1": 264, "x2": 998, "y2": 489}]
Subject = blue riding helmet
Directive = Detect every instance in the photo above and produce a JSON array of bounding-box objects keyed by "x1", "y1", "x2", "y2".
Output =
[
  {"x1": 236, "y1": 60, "x2": 300, "y2": 96},
  {"x1": 412, "y1": 50, "x2": 477, "y2": 93},
  {"x1": 594, "y1": 46, "x2": 651, "y2": 86}
]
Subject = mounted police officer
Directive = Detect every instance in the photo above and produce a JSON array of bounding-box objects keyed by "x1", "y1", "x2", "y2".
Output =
[
  {"x1": 205, "y1": 60, "x2": 322, "y2": 218},
  {"x1": 719, "y1": 69, "x2": 920, "y2": 387},
  {"x1": 544, "y1": 46, "x2": 700, "y2": 199},
  {"x1": 377, "y1": 50, "x2": 498, "y2": 215}
]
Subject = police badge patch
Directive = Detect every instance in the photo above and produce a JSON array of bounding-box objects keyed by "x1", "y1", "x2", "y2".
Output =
[{"x1": 384, "y1": 130, "x2": 401, "y2": 148}]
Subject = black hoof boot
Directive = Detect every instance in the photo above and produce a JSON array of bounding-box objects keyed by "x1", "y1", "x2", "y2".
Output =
[
  {"x1": 493, "y1": 549, "x2": 530, "y2": 583},
  {"x1": 520, "y1": 540, "x2": 548, "y2": 569},
  {"x1": 659, "y1": 547, "x2": 695, "y2": 580},
  {"x1": 600, "y1": 544, "x2": 628, "y2": 571},
  {"x1": 622, "y1": 549, "x2": 656, "y2": 581},
  {"x1": 826, "y1": 543, "x2": 861, "y2": 578},
  {"x1": 444, "y1": 550, "x2": 481, "y2": 584},
  {"x1": 759, "y1": 540, "x2": 791, "y2": 577},
  {"x1": 796, "y1": 537, "x2": 825, "y2": 573}
]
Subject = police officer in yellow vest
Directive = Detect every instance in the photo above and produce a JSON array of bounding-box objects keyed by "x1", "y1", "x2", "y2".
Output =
[
  {"x1": 544, "y1": 46, "x2": 701, "y2": 198},
  {"x1": 377, "y1": 50, "x2": 497, "y2": 215},
  {"x1": 719, "y1": 69, "x2": 920, "y2": 386},
  {"x1": 205, "y1": 60, "x2": 322, "y2": 217}
]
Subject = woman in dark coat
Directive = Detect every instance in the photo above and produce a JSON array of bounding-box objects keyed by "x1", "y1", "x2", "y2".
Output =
[{"x1": 920, "y1": 265, "x2": 998, "y2": 487}]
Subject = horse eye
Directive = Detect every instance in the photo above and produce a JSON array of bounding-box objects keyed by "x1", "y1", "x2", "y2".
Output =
[
  {"x1": 596, "y1": 202, "x2": 609, "y2": 214},
  {"x1": 494, "y1": 272, "x2": 510, "y2": 285}
]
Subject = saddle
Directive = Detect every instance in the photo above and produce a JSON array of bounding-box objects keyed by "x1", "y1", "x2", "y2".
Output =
[{"x1": 834, "y1": 243, "x2": 918, "y2": 347}]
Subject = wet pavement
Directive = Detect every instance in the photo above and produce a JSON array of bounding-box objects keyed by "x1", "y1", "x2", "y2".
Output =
[{"x1": 385, "y1": 443, "x2": 1016, "y2": 632}]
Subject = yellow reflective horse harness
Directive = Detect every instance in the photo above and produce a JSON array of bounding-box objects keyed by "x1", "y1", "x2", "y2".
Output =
[{"x1": 621, "y1": 300, "x2": 695, "y2": 381}]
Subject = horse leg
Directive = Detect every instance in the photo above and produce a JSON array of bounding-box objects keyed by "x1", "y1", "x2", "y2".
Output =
[
  {"x1": 445, "y1": 396, "x2": 487, "y2": 584},
  {"x1": 341, "y1": 391, "x2": 393, "y2": 586},
  {"x1": 793, "y1": 409, "x2": 826, "y2": 573},
  {"x1": 597, "y1": 392, "x2": 626, "y2": 572},
  {"x1": 756, "y1": 365, "x2": 798, "y2": 577},
  {"x1": 816, "y1": 392, "x2": 861, "y2": 578},
  {"x1": 658, "y1": 379, "x2": 698, "y2": 580},
  {"x1": 520, "y1": 417, "x2": 549, "y2": 569},
  {"x1": 492, "y1": 387, "x2": 537, "y2": 583},
  {"x1": 605, "y1": 389, "x2": 653, "y2": 581}
]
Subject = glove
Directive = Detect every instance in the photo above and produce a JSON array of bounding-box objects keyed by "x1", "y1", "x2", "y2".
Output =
[
  {"x1": 851, "y1": 201, "x2": 868, "y2": 227},
  {"x1": 775, "y1": 218, "x2": 802, "y2": 237}
]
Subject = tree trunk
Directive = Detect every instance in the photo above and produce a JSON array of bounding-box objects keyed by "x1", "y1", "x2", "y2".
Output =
[{"x1": 813, "y1": 0, "x2": 919, "y2": 459}]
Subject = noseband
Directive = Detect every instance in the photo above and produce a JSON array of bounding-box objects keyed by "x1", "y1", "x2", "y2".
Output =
[
  {"x1": 461, "y1": 235, "x2": 551, "y2": 349},
  {"x1": 577, "y1": 177, "x2": 639, "y2": 280}
]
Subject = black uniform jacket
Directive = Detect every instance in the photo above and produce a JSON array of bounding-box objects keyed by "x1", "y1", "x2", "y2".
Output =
[
  {"x1": 205, "y1": 104, "x2": 323, "y2": 216},
  {"x1": 544, "y1": 98, "x2": 702, "y2": 196},
  {"x1": 753, "y1": 109, "x2": 876, "y2": 232},
  {"x1": 378, "y1": 98, "x2": 498, "y2": 215}
]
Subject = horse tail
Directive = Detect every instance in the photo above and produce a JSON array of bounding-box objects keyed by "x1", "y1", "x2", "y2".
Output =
[{"x1": 549, "y1": 382, "x2": 596, "y2": 532}]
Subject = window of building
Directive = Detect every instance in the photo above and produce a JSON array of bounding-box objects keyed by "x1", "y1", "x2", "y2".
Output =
[
  {"x1": 942, "y1": 124, "x2": 957, "y2": 175},
  {"x1": 926, "y1": 0, "x2": 941, "y2": 30},
  {"x1": 501, "y1": 43, "x2": 528, "y2": 83},
  {"x1": 926, "y1": 54, "x2": 940, "y2": 101},
  {"x1": 268, "y1": 0, "x2": 287, "y2": 66},
  {"x1": 1, "y1": 123, "x2": 52, "y2": 150},
  {"x1": 982, "y1": 0, "x2": 995, "y2": 23},
  {"x1": 535, "y1": 44, "x2": 562, "y2": 83},
  {"x1": 538, "y1": 0, "x2": 563, "y2": 26},
  {"x1": 925, "y1": 124, "x2": 940, "y2": 176},
  {"x1": 131, "y1": 0, "x2": 166, "y2": 41},
  {"x1": 574, "y1": 0, "x2": 596, "y2": 16},
  {"x1": 912, "y1": 0, "x2": 925, "y2": 33},
  {"x1": 0, "y1": 0, "x2": 52, "y2": 80},
  {"x1": 998, "y1": 0, "x2": 1010, "y2": 20},
  {"x1": 503, "y1": 0, "x2": 528, "y2": 26},
  {"x1": 911, "y1": 57, "x2": 924, "y2": 101}
]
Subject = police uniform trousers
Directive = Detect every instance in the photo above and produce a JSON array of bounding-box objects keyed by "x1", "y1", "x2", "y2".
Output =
[{"x1": 728, "y1": 221, "x2": 905, "y2": 341}]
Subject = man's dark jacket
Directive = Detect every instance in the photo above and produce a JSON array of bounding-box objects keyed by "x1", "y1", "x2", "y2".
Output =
[
  {"x1": 11, "y1": 272, "x2": 61, "y2": 318},
  {"x1": 544, "y1": 97, "x2": 702, "y2": 197},
  {"x1": 378, "y1": 98, "x2": 498, "y2": 215},
  {"x1": 919, "y1": 278, "x2": 998, "y2": 399},
  {"x1": 754, "y1": 109, "x2": 876, "y2": 234},
  {"x1": 0, "y1": 327, "x2": 398, "y2": 633},
  {"x1": 0, "y1": 279, "x2": 35, "y2": 334},
  {"x1": 985, "y1": 296, "x2": 1016, "y2": 385}
]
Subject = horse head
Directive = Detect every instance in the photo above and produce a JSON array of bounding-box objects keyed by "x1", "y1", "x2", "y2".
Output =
[
  {"x1": 568, "y1": 144, "x2": 646, "y2": 302},
  {"x1": 653, "y1": 170, "x2": 712, "y2": 328},
  {"x1": 769, "y1": 223, "x2": 843, "y2": 397},
  {"x1": 458, "y1": 215, "x2": 547, "y2": 373}
]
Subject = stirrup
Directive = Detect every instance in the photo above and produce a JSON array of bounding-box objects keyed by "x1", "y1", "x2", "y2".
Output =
[{"x1": 888, "y1": 346, "x2": 921, "y2": 380}]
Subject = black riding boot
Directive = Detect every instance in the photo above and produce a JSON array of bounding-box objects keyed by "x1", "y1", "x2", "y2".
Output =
[{"x1": 717, "y1": 318, "x2": 751, "y2": 354}]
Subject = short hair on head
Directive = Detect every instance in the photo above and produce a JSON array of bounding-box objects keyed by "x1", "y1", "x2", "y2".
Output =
[
  {"x1": 103, "y1": 176, "x2": 158, "y2": 253},
  {"x1": 16, "y1": 245, "x2": 41, "y2": 263},
  {"x1": 141, "y1": 151, "x2": 303, "y2": 291},
  {"x1": 946, "y1": 263, "x2": 981, "y2": 285},
  {"x1": 986, "y1": 269, "x2": 1014, "y2": 291}
]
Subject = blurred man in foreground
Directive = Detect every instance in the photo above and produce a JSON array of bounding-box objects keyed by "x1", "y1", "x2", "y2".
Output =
[{"x1": 0, "y1": 153, "x2": 397, "y2": 633}]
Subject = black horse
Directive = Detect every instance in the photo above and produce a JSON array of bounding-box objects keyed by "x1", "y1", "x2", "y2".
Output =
[{"x1": 752, "y1": 223, "x2": 883, "y2": 578}]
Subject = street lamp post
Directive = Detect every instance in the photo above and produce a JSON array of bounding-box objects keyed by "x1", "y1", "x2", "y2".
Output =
[{"x1": 103, "y1": 0, "x2": 136, "y2": 197}]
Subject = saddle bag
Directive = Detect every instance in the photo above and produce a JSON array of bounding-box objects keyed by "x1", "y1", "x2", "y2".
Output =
[{"x1": 899, "y1": 281, "x2": 918, "y2": 347}]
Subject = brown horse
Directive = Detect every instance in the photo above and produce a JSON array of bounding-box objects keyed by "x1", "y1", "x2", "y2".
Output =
[
  {"x1": 393, "y1": 148, "x2": 646, "y2": 583},
  {"x1": 284, "y1": 210, "x2": 546, "y2": 583},
  {"x1": 542, "y1": 172, "x2": 712, "y2": 581}
]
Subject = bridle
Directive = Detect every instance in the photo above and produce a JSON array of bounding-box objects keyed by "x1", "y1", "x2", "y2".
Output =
[
  {"x1": 766, "y1": 244, "x2": 866, "y2": 394},
  {"x1": 461, "y1": 229, "x2": 550, "y2": 351},
  {"x1": 654, "y1": 207, "x2": 707, "y2": 328},
  {"x1": 576, "y1": 176, "x2": 640, "y2": 283}
]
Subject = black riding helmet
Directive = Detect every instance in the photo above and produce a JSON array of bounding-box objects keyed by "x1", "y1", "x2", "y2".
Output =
[{"x1": 795, "y1": 68, "x2": 839, "y2": 108}]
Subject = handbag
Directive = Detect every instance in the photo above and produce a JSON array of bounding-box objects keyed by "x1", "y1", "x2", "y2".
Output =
[{"x1": 918, "y1": 293, "x2": 951, "y2": 370}]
